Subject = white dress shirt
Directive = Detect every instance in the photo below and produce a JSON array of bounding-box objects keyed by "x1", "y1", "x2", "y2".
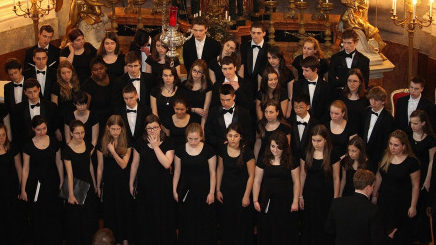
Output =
[
  {"x1": 296, "y1": 113, "x2": 310, "y2": 140},
  {"x1": 35, "y1": 66, "x2": 47, "y2": 95},
  {"x1": 13, "y1": 77, "x2": 24, "y2": 104},
  {"x1": 29, "y1": 99, "x2": 41, "y2": 119},
  {"x1": 345, "y1": 51, "x2": 355, "y2": 69},
  {"x1": 367, "y1": 107, "x2": 383, "y2": 142},
  {"x1": 141, "y1": 37, "x2": 151, "y2": 73},
  {"x1": 128, "y1": 74, "x2": 141, "y2": 101},
  {"x1": 224, "y1": 75, "x2": 238, "y2": 84},
  {"x1": 251, "y1": 39, "x2": 264, "y2": 72},
  {"x1": 126, "y1": 104, "x2": 138, "y2": 135},
  {"x1": 195, "y1": 37, "x2": 206, "y2": 59},
  {"x1": 223, "y1": 104, "x2": 235, "y2": 128},
  {"x1": 307, "y1": 75, "x2": 318, "y2": 106},
  {"x1": 407, "y1": 95, "x2": 421, "y2": 123}
]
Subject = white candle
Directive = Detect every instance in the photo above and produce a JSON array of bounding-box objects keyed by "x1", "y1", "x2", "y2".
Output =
[
  {"x1": 225, "y1": 11, "x2": 228, "y2": 20},
  {"x1": 393, "y1": 0, "x2": 397, "y2": 15},
  {"x1": 326, "y1": 0, "x2": 329, "y2": 3},
  {"x1": 229, "y1": 16, "x2": 231, "y2": 21},
  {"x1": 430, "y1": 0, "x2": 434, "y2": 18},
  {"x1": 199, "y1": 10, "x2": 201, "y2": 16},
  {"x1": 26, "y1": 0, "x2": 29, "y2": 9},
  {"x1": 413, "y1": 0, "x2": 417, "y2": 19}
]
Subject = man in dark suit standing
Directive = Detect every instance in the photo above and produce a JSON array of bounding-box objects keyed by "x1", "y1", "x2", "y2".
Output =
[
  {"x1": 4, "y1": 58, "x2": 27, "y2": 114},
  {"x1": 394, "y1": 76, "x2": 436, "y2": 132},
  {"x1": 292, "y1": 56, "x2": 333, "y2": 122},
  {"x1": 206, "y1": 84, "x2": 253, "y2": 149},
  {"x1": 182, "y1": 17, "x2": 221, "y2": 72},
  {"x1": 24, "y1": 25, "x2": 60, "y2": 70},
  {"x1": 240, "y1": 22, "x2": 270, "y2": 94},
  {"x1": 329, "y1": 29, "x2": 370, "y2": 90},
  {"x1": 23, "y1": 48, "x2": 56, "y2": 101},
  {"x1": 325, "y1": 169, "x2": 385, "y2": 245}
]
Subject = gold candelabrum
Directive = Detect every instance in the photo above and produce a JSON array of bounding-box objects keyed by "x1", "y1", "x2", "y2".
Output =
[
  {"x1": 134, "y1": 0, "x2": 147, "y2": 29},
  {"x1": 322, "y1": 2, "x2": 334, "y2": 57},
  {"x1": 13, "y1": 0, "x2": 56, "y2": 45},
  {"x1": 312, "y1": 0, "x2": 325, "y2": 21},
  {"x1": 391, "y1": 0, "x2": 433, "y2": 80},
  {"x1": 295, "y1": 0, "x2": 308, "y2": 45},
  {"x1": 265, "y1": 0, "x2": 278, "y2": 45},
  {"x1": 286, "y1": 0, "x2": 297, "y2": 19},
  {"x1": 108, "y1": 0, "x2": 119, "y2": 32},
  {"x1": 203, "y1": 5, "x2": 233, "y2": 43}
]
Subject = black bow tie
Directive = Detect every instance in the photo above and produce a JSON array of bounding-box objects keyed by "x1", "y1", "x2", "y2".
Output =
[
  {"x1": 13, "y1": 83, "x2": 23, "y2": 87},
  {"x1": 222, "y1": 107, "x2": 234, "y2": 114},
  {"x1": 251, "y1": 44, "x2": 261, "y2": 49},
  {"x1": 371, "y1": 111, "x2": 379, "y2": 117},
  {"x1": 36, "y1": 70, "x2": 46, "y2": 75},
  {"x1": 126, "y1": 109, "x2": 137, "y2": 113},
  {"x1": 307, "y1": 81, "x2": 317, "y2": 86},
  {"x1": 344, "y1": 51, "x2": 355, "y2": 58},
  {"x1": 30, "y1": 103, "x2": 40, "y2": 109},
  {"x1": 297, "y1": 121, "x2": 307, "y2": 126},
  {"x1": 130, "y1": 78, "x2": 140, "y2": 82}
]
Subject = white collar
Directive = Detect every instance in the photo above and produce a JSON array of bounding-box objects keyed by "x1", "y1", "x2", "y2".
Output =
[
  {"x1": 195, "y1": 37, "x2": 206, "y2": 44},
  {"x1": 35, "y1": 66, "x2": 47, "y2": 72},
  {"x1": 38, "y1": 43, "x2": 49, "y2": 50},
  {"x1": 129, "y1": 74, "x2": 141, "y2": 79},
  {"x1": 297, "y1": 113, "x2": 310, "y2": 123},
  {"x1": 223, "y1": 103, "x2": 235, "y2": 111},
  {"x1": 29, "y1": 99, "x2": 41, "y2": 106},
  {"x1": 251, "y1": 39, "x2": 264, "y2": 48},
  {"x1": 308, "y1": 75, "x2": 318, "y2": 83},
  {"x1": 371, "y1": 107, "x2": 383, "y2": 114},
  {"x1": 224, "y1": 75, "x2": 238, "y2": 83},
  {"x1": 409, "y1": 94, "x2": 421, "y2": 102},
  {"x1": 126, "y1": 104, "x2": 138, "y2": 110}
]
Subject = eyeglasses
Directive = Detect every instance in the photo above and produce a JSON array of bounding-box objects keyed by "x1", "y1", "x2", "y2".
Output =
[
  {"x1": 192, "y1": 69, "x2": 203, "y2": 75},
  {"x1": 146, "y1": 126, "x2": 160, "y2": 131}
]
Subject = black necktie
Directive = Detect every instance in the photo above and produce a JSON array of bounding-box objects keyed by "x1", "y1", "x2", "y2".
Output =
[
  {"x1": 344, "y1": 51, "x2": 355, "y2": 58},
  {"x1": 297, "y1": 121, "x2": 307, "y2": 126},
  {"x1": 126, "y1": 109, "x2": 137, "y2": 113},
  {"x1": 222, "y1": 107, "x2": 234, "y2": 114},
  {"x1": 30, "y1": 103, "x2": 40, "y2": 109},
  {"x1": 371, "y1": 111, "x2": 379, "y2": 117},
  {"x1": 130, "y1": 78, "x2": 140, "y2": 82},
  {"x1": 251, "y1": 45, "x2": 261, "y2": 49},
  {"x1": 307, "y1": 81, "x2": 317, "y2": 86},
  {"x1": 36, "y1": 70, "x2": 46, "y2": 75},
  {"x1": 13, "y1": 83, "x2": 22, "y2": 87}
]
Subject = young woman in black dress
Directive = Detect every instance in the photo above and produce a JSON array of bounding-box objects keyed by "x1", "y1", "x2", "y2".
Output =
[
  {"x1": 173, "y1": 123, "x2": 217, "y2": 244},
  {"x1": 339, "y1": 136, "x2": 367, "y2": 196},
  {"x1": 372, "y1": 129, "x2": 420, "y2": 244},
  {"x1": 146, "y1": 33, "x2": 181, "y2": 81},
  {"x1": 255, "y1": 67, "x2": 289, "y2": 120},
  {"x1": 98, "y1": 32, "x2": 125, "y2": 81},
  {"x1": 254, "y1": 100, "x2": 290, "y2": 163},
  {"x1": 327, "y1": 100, "x2": 357, "y2": 160},
  {"x1": 300, "y1": 124, "x2": 340, "y2": 245},
  {"x1": 129, "y1": 114, "x2": 176, "y2": 245},
  {"x1": 168, "y1": 97, "x2": 194, "y2": 145},
  {"x1": 181, "y1": 59, "x2": 212, "y2": 127},
  {"x1": 340, "y1": 68, "x2": 369, "y2": 131},
  {"x1": 63, "y1": 120, "x2": 98, "y2": 245},
  {"x1": 97, "y1": 115, "x2": 132, "y2": 245},
  {"x1": 409, "y1": 110, "x2": 435, "y2": 243},
  {"x1": 216, "y1": 123, "x2": 255, "y2": 245},
  {"x1": 20, "y1": 116, "x2": 64, "y2": 245},
  {"x1": 60, "y1": 28, "x2": 97, "y2": 85},
  {"x1": 252, "y1": 131, "x2": 300, "y2": 244},
  {"x1": 291, "y1": 37, "x2": 329, "y2": 81},
  {"x1": 208, "y1": 37, "x2": 242, "y2": 84},
  {"x1": 150, "y1": 65, "x2": 181, "y2": 133}
]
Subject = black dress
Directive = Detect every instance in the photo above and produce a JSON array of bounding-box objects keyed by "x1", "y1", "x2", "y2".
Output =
[
  {"x1": 62, "y1": 141, "x2": 98, "y2": 245},
  {"x1": 150, "y1": 85, "x2": 182, "y2": 129},
  {"x1": 176, "y1": 143, "x2": 216, "y2": 245},
  {"x1": 257, "y1": 123, "x2": 291, "y2": 165},
  {"x1": 22, "y1": 137, "x2": 62, "y2": 245},
  {"x1": 168, "y1": 115, "x2": 194, "y2": 146},
  {"x1": 146, "y1": 56, "x2": 180, "y2": 88},
  {"x1": 302, "y1": 156, "x2": 339, "y2": 245},
  {"x1": 292, "y1": 55, "x2": 329, "y2": 80},
  {"x1": 60, "y1": 43, "x2": 97, "y2": 85},
  {"x1": 134, "y1": 139, "x2": 176, "y2": 245},
  {"x1": 257, "y1": 161, "x2": 298, "y2": 244},
  {"x1": 218, "y1": 144, "x2": 255, "y2": 245},
  {"x1": 339, "y1": 96, "x2": 369, "y2": 132},
  {"x1": 64, "y1": 110, "x2": 98, "y2": 144},
  {"x1": 409, "y1": 134, "x2": 436, "y2": 243},
  {"x1": 278, "y1": 66, "x2": 294, "y2": 91},
  {"x1": 340, "y1": 158, "x2": 357, "y2": 197},
  {"x1": 51, "y1": 82, "x2": 75, "y2": 127},
  {"x1": 99, "y1": 144, "x2": 132, "y2": 243},
  {"x1": 180, "y1": 81, "x2": 212, "y2": 123},
  {"x1": 208, "y1": 57, "x2": 225, "y2": 84},
  {"x1": 104, "y1": 53, "x2": 125, "y2": 81},
  {"x1": 378, "y1": 157, "x2": 420, "y2": 244},
  {"x1": 327, "y1": 121, "x2": 357, "y2": 160},
  {"x1": 256, "y1": 90, "x2": 288, "y2": 112}
]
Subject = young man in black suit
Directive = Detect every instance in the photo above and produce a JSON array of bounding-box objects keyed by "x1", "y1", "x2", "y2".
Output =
[
  {"x1": 182, "y1": 17, "x2": 221, "y2": 72},
  {"x1": 206, "y1": 84, "x2": 253, "y2": 149},
  {"x1": 23, "y1": 48, "x2": 56, "y2": 101},
  {"x1": 360, "y1": 86, "x2": 396, "y2": 173},
  {"x1": 240, "y1": 22, "x2": 270, "y2": 94},
  {"x1": 395, "y1": 76, "x2": 436, "y2": 132},
  {"x1": 4, "y1": 58, "x2": 27, "y2": 114},
  {"x1": 292, "y1": 56, "x2": 333, "y2": 122},
  {"x1": 114, "y1": 83, "x2": 151, "y2": 145},
  {"x1": 24, "y1": 25, "x2": 60, "y2": 70},
  {"x1": 329, "y1": 29, "x2": 370, "y2": 90},
  {"x1": 112, "y1": 51, "x2": 152, "y2": 110},
  {"x1": 325, "y1": 169, "x2": 385, "y2": 245},
  {"x1": 210, "y1": 56, "x2": 253, "y2": 110},
  {"x1": 289, "y1": 94, "x2": 319, "y2": 162}
]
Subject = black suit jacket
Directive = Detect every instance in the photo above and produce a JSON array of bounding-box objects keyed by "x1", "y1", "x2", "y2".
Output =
[
  {"x1": 205, "y1": 105, "x2": 253, "y2": 148},
  {"x1": 111, "y1": 72, "x2": 153, "y2": 110},
  {"x1": 114, "y1": 104, "x2": 151, "y2": 145},
  {"x1": 24, "y1": 44, "x2": 60, "y2": 70},
  {"x1": 325, "y1": 193, "x2": 385, "y2": 245},
  {"x1": 23, "y1": 67, "x2": 56, "y2": 101},
  {"x1": 4, "y1": 81, "x2": 27, "y2": 114},
  {"x1": 210, "y1": 76, "x2": 253, "y2": 110},
  {"x1": 240, "y1": 41, "x2": 270, "y2": 93},
  {"x1": 394, "y1": 95, "x2": 436, "y2": 133},
  {"x1": 182, "y1": 36, "x2": 221, "y2": 72},
  {"x1": 292, "y1": 76, "x2": 333, "y2": 122},
  {"x1": 289, "y1": 113, "x2": 319, "y2": 161},
  {"x1": 360, "y1": 108, "x2": 395, "y2": 172},
  {"x1": 328, "y1": 50, "x2": 370, "y2": 89}
]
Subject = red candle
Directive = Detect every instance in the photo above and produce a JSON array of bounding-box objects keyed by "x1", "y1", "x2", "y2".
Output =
[{"x1": 169, "y1": 6, "x2": 178, "y2": 27}]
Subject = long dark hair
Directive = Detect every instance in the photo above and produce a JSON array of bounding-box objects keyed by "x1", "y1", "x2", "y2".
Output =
[
  {"x1": 262, "y1": 131, "x2": 293, "y2": 169},
  {"x1": 257, "y1": 100, "x2": 287, "y2": 138},
  {"x1": 226, "y1": 123, "x2": 248, "y2": 166},
  {"x1": 410, "y1": 110, "x2": 435, "y2": 136},
  {"x1": 142, "y1": 114, "x2": 166, "y2": 142},
  {"x1": 159, "y1": 65, "x2": 181, "y2": 91},
  {"x1": 184, "y1": 59, "x2": 211, "y2": 92},
  {"x1": 305, "y1": 124, "x2": 332, "y2": 176},
  {"x1": 342, "y1": 136, "x2": 367, "y2": 171},
  {"x1": 259, "y1": 66, "x2": 282, "y2": 107},
  {"x1": 342, "y1": 68, "x2": 366, "y2": 98}
]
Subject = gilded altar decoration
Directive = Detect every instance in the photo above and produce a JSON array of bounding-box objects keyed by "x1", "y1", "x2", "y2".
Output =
[{"x1": 65, "y1": 0, "x2": 105, "y2": 37}]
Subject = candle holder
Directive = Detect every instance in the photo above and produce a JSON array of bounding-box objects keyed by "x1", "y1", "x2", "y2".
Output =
[
  {"x1": 265, "y1": 0, "x2": 278, "y2": 45},
  {"x1": 295, "y1": 1, "x2": 308, "y2": 45},
  {"x1": 312, "y1": 0, "x2": 326, "y2": 21},
  {"x1": 108, "y1": 0, "x2": 119, "y2": 33},
  {"x1": 321, "y1": 2, "x2": 334, "y2": 57},
  {"x1": 285, "y1": 0, "x2": 298, "y2": 20},
  {"x1": 13, "y1": 0, "x2": 56, "y2": 44},
  {"x1": 134, "y1": 0, "x2": 147, "y2": 29}
]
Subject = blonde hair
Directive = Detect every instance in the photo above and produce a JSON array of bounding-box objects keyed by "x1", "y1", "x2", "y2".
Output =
[
  {"x1": 185, "y1": 123, "x2": 204, "y2": 141},
  {"x1": 302, "y1": 37, "x2": 325, "y2": 59},
  {"x1": 101, "y1": 115, "x2": 128, "y2": 157},
  {"x1": 57, "y1": 60, "x2": 80, "y2": 100},
  {"x1": 330, "y1": 100, "x2": 348, "y2": 121},
  {"x1": 379, "y1": 130, "x2": 416, "y2": 173}
]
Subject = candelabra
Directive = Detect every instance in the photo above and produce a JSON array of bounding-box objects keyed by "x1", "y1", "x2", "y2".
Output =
[
  {"x1": 108, "y1": 0, "x2": 119, "y2": 33},
  {"x1": 265, "y1": 0, "x2": 277, "y2": 45},
  {"x1": 134, "y1": 0, "x2": 147, "y2": 29},
  {"x1": 312, "y1": 0, "x2": 325, "y2": 21},
  {"x1": 322, "y1": 2, "x2": 334, "y2": 57},
  {"x1": 13, "y1": 0, "x2": 56, "y2": 44},
  {"x1": 391, "y1": 0, "x2": 433, "y2": 80},
  {"x1": 286, "y1": 0, "x2": 298, "y2": 20},
  {"x1": 295, "y1": 0, "x2": 308, "y2": 45},
  {"x1": 203, "y1": 4, "x2": 233, "y2": 43}
]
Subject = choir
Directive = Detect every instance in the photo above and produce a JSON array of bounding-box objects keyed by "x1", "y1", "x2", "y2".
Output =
[{"x1": 1, "y1": 20, "x2": 436, "y2": 245}]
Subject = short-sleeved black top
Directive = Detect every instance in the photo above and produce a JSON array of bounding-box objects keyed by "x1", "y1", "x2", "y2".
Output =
[
  {"x1": 62, "y1": 141, "x2": 94, "y2": 184},
  {"x1": 64, "y1": 110, "x2": 98, "y2": 144},
  {"x1": 23, "y1": 137, "x2": 60, "y2": 183},
  {"x1": 150, "y1": 85, "x2": 181, "y2": 128},
  {"x1": 218, "y1": 144, "x2": 255, "y2": 188},
  {"x1": 60, "y1": 42, "x2": 97, "y2": 85},
  {"x1": 104, "y1": 53, "x2": 126, "y2": 81}
]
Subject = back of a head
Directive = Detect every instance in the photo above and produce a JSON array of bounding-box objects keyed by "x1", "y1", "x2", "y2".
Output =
[
  {"x1": 353, "y1": 169, "x2": 375, "y2": 190},
  {"x1": 92, "y1": 228, "x2": 115, "y2": 245}
]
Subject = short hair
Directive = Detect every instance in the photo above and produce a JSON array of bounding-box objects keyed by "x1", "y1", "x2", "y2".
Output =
[
  {"x1": 32, "y1": 48, "x2": 48, "y2": 57},
  {"x1": 92, "y1": 228, "x2": 115, "y2": 245},
  {"x1": 300, "y1": 56, "x2": 320, "y2": 71},
  {"x1": 122, "y1": 83, "x2": 138, "y2": 95},
  {"x1": 4, "y1": 58, "x2": 22, "y2": 72},
  {"x1": 125, "y1": 51, "x2": 141, "y2": 64},
  {"x1": 410, "y1": 76, "x2": 426, "y2": 87},
  {"x1": 219, "y1": 83, "x2": 235, "y2": 95},
  {"x1": 89, "y1": 56, "x2": 106, "y2": 69},
  {"x1": 342, "y1": 29, "x2": 359, "y2": 42},
  {"x1": 293, "y1": 94, "x2": 310, "y2": 105},
  {"x1": 251, "y1": 21, "x2": 266, "y2": 32},
  {"x1": 133, "y1": 29, "x2": 150, "y2": 47},
  {"x1": 31, "y1": 115, "x2": 47, "y2": 129},
  {"x1": 68, "y1": 28, "x2": 84, "y2": 42},
  {"x1": 39, "y1": 25, "x2": 54, "y2": 34},
  {"x1": 221, "y1": 55, "x2": 236, "y2": 66},
  {"x1": 98, "y1": 32, "x2": 121, "y2": 56},
  {"x1": 353, "y1": 169, "x2": 375, "y2": 190},
  {"x1": 23, "y1": 78, "x2": 41, "y2": 91},
  {"x1": 73, "y1": 90, "x2": 88, "y2": 105},
  {"x1": 191, "y1": 16, "x2": 208, "y2": 28},
  {"x1": 366, "y1": 86, "x2": 387, "y2": 101}
]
